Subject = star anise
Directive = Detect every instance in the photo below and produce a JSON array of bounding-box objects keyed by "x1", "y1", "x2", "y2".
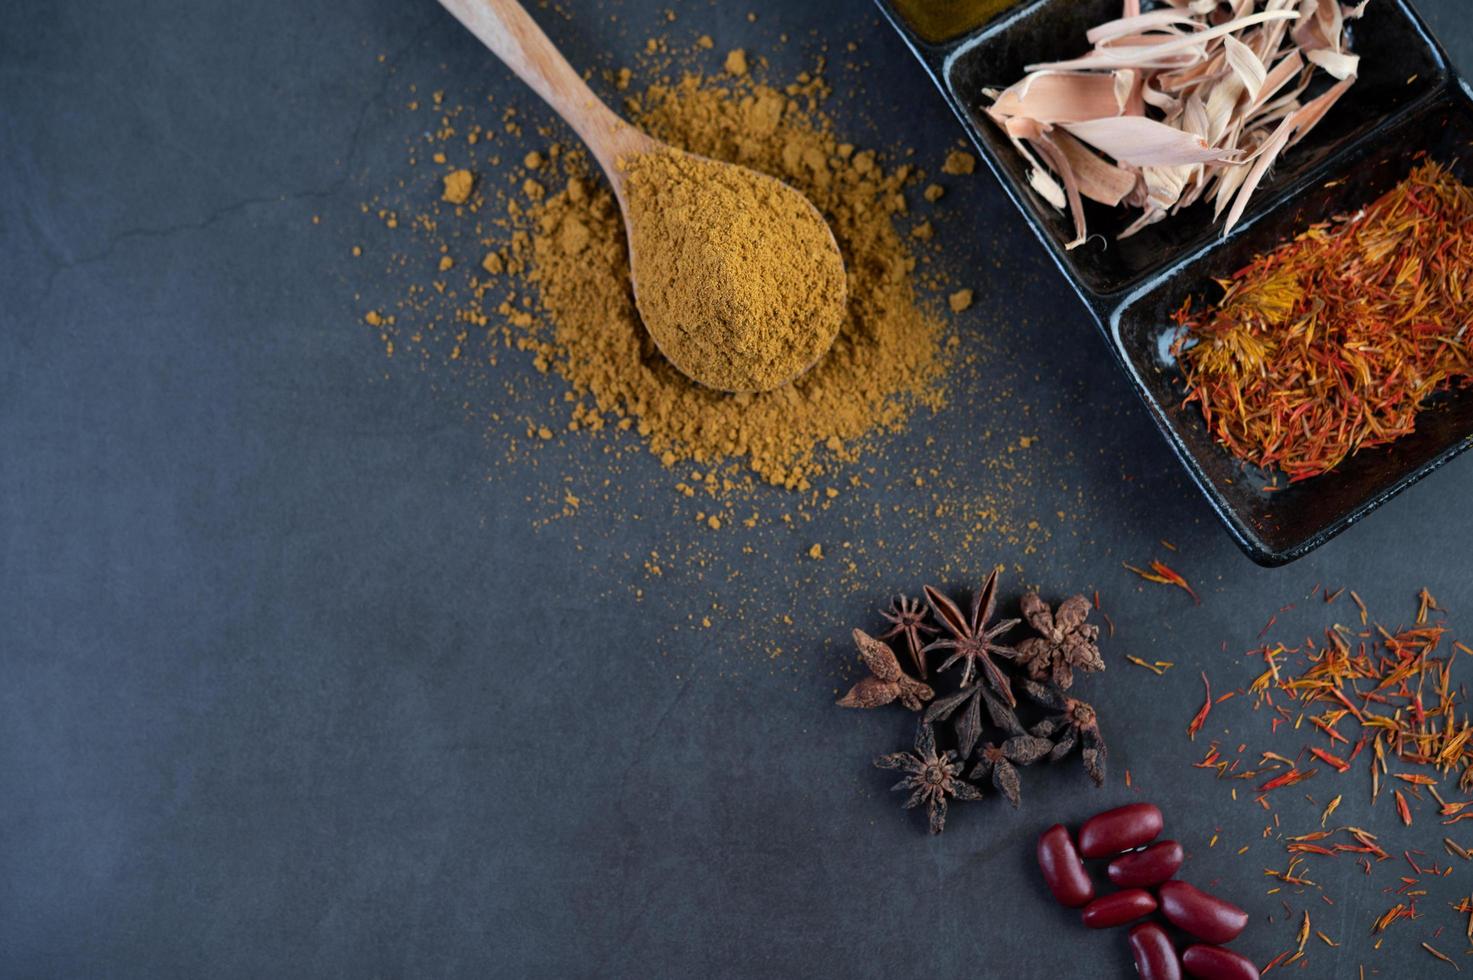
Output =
[
  {"x1": 923, "y1": 568, "x2": 1021, "y2": 704},
  {"x1": 924, "y1": 675, "x2": 1025, "y2": 760},
  {"x1": 1014, "y1": 593, "x2": 1104, "y2": 689},
  {"x1": 970, "y1": 734, "x2": 1055, "y2": 808},
  {"x1": 874, "y1": 722, "x2": 981, "y2": 834},
  {"x1": 837, "y1": 629, "x2": 934, "y2": 711},
  {"x1": 1021, "y1": 678, "x2": 1108, "y2": 786},
  {"x1": 878, "y1": 594, "x2": 938, "y2": 678}
]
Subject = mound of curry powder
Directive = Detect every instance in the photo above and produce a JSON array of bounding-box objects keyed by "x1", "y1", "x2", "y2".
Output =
[{"x1": 505, "y1": 69, "x2": 950, "y2": 491}]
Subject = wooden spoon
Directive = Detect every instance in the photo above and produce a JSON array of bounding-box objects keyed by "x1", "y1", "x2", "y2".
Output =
[{"x1": 435, "y1": 0, "x2": 848, "y2": 393}]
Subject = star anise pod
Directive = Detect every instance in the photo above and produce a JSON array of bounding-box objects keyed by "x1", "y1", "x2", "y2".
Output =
[
  {"x1": 970, "y1": 734, "x2": 1055, "y2": 808},
  {"x1": 1014, "y1": 593, "x2": 1104, "y2": 689},
  {"x1": 874, "y1": 722, "x2": 981, "y2": 834},
  {"x1": 837, "y1": 629, "x2": 934, "y2": 711},
  {"x1": 924, "y1": 676, "x2": 1026, "y2": 760},
  {"x1": 923, "y1": 568, "x2": 1021, "y2": 704},
  {"x1": 878, "y1": 594, "x2": 938, "y2": 678},
  {"x1": 1021, "y1": 678, "x2": 1108, "y2": 786}
]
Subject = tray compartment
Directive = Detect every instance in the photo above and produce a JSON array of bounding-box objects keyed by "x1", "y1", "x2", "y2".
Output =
[
  {"x1": 1110, "y1": 90, "x2": 1473, "y2": 563},
  {"x1": 935, "y1": 0, "x2": 1450, "y2": 296},
  {"x1": 881, "y1": 0, "x2": 1031, "y2": 45}
]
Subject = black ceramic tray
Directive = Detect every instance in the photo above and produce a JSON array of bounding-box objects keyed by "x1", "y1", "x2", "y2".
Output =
[{"x1": 878, "y1": 0, "x2": 1473, "y2": 565}]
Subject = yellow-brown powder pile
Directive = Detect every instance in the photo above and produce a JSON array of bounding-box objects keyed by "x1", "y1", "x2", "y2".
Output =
[
  {"x1": 620, "y1": 148, "x2": 847, "y2": 393},
  {"x1": 506, "y1": 70, "x2": 948, "y2": 490}
]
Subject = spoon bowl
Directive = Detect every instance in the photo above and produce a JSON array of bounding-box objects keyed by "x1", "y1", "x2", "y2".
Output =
[{"x1": 617, "y1": 147, "x2": 848, "y2": 393}]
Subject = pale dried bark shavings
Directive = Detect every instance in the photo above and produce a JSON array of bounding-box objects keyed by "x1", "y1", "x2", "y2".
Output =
[{"x1": 985, "y1": 0, "x2": 1366, "y2": 246}]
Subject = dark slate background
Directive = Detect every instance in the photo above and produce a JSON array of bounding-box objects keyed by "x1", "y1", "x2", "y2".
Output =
[{"x1": 3, "y1": 1, "x2": 1470, "y2": 977}]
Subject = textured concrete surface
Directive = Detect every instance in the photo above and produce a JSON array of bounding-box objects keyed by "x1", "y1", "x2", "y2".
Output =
[{"x1": 3, "y1": 1, "x2": 1471, "y2": 977}]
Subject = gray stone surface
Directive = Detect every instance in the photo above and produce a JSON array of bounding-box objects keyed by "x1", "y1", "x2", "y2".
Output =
[{"x1": 3, "y1": 1, "x2": 1471, "y2": 977}]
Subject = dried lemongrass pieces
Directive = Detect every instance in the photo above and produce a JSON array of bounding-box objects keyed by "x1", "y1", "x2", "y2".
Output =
[
  {"x1": 985, "y1": 0, "x2": 1367, "y2": 248},
  {"x1": 1060, "y1": 116, "x2": 1239, "y2": 167}
]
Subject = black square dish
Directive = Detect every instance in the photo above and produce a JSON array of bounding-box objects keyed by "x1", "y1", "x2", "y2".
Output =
[{"x1": 878, "y1": 0, "x2": 1473, "y2": 564}]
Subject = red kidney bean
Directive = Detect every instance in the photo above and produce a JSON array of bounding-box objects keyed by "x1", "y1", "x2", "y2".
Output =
[
  {"x1": 1078, "y1": 803, "x2": 1164, "y2": 857},
  {"x1": 1081, "y1": 888, "x2": 1157, "y2": 928},
  {"x1": 1108, "y1": 839, "x2": 1185, "y2": 888},
  {"x1": 1037, "y1": 824, "x2": 1095, "y2": 908},
  {"x1": 1159, "y1": 881, "x2": 1249, "y2": 944},
  {"x1": 1182, "y1": 945, "x2": 1260, "y2": 980},
  {"x1": 1128, "y1": 922, "x2": 1182, "y2": 980}
]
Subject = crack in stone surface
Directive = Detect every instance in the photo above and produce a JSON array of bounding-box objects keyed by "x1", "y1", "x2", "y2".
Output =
[{"x1": 34, "y1": 17, "x2": 441, "y2": 304}]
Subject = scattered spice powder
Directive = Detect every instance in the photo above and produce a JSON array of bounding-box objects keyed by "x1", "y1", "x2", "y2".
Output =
[
  {"x1": 1174, "y1": 161, "x2": 1473, "y2": 481},
  {"x1": 441, "y1": 168, "x2": 474, "y2": 204},
  {"x1": 941, "y1": 149, "x2": 975, "y2": 176},
  {"x1": 358, "y1": 33, "x2": 1096, "y2": 562},
  {"x1": 352, "y1": 27, "x2": 1125, "y2": 686}
]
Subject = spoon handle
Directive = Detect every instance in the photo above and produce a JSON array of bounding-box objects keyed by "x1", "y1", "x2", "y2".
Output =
[{"x1": 436, "y1": 0, "x2": 644, "y2": 177}]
